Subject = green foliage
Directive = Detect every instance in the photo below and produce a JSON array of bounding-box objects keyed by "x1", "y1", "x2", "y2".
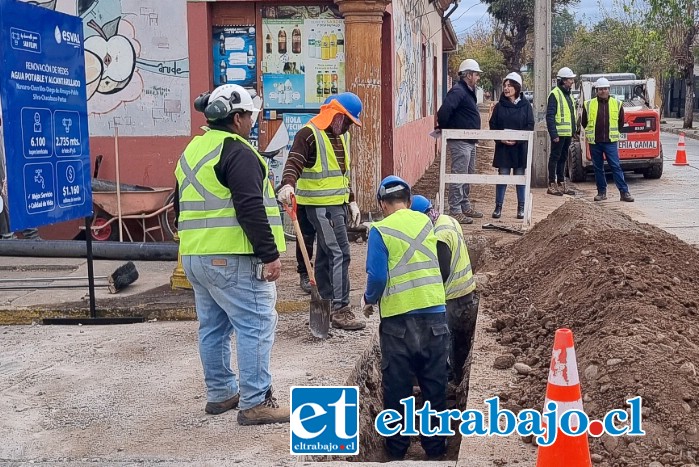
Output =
[{"x1": 450, "y1": 25, "x2": 508, "y2": 92}]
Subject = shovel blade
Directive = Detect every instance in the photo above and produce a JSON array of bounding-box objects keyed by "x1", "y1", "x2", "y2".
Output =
[{"x1": 309, "y1": 286, "x2": 331, "y2": 339}]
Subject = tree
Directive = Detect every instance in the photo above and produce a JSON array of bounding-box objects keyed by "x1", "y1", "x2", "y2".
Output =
[
  {"x1": 552, "y1": 9, "x2": 579, "y2": 63},
  {"x1": 648, "y1": 0, "x2": 698, "y2": 128},
  {"x1": 483, "y1": 0, "x2": 579, "y2": 71},
  {"x1": 450, "y1": 24, "x2": 508, "y2": 93}
]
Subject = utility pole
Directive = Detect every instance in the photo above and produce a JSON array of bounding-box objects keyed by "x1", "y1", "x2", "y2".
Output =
[{"x1": 532, "y1": 0, "x2": 552, "y2": 187}]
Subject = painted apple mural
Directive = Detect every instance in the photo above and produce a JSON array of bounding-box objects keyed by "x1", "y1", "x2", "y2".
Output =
[{"x1": 84, "y1": 17, "x2": 136, "y2": 95}]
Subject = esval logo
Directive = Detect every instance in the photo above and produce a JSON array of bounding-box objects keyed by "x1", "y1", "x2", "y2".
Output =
[
  {"x1": 54, "y1": 26, "x2": 80, "y2": 48},
  {"x1": 290, "y1": 386, "x2": 359, "y2": 455}
]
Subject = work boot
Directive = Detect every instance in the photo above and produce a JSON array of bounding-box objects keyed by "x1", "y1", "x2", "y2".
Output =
[
  {"x1": 464, "y1": 208, "x2": 483, "y2": 219},
  {"x1": 558, "y1": 182, "x2": 575, "y2": 195},
  {"x1": 237, "y1": 393, "x2": 289, "y2": 426},
  {"x1": 492, "y1": 203, "x2": 502, "y2": 219},
  {"x1": 620, "y1": 192, "x2": 635, "y2": 202},
  {"x1": 205, "y1": 393, "x2": 240, "y2": 415},
  {"x1": 450, "y1": 213, "x2": 473, "y2": 225},
  {"x1": 594, "y1": 192, "x2": 607, "y2": 201},
  {"x1": 547, "y1": 182, "x2": 563, "y2": 196},
  {"x1": 331, "y1": 306, "x2": 366, "y2": 330},
  {"x1": 299, "y1": 273, "x2": 311, "y2": 294},
  {"x1": 517, "y1": 202, "x2": 525, "y2": 220}
]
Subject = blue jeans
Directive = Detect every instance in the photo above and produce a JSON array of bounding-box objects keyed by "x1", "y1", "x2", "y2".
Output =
[
  {"x1": 182, "y1": 254, "x2": 278, "y2": 409},
  {"x1": 589, "y1": 142, "x2": 629, "y2": 194},
  {"x1": 495, "y1": 167, "x2": 525, "y2": 205},
  {"x1": 447, "y1": 140, "x2": 476, "y2": 214}
]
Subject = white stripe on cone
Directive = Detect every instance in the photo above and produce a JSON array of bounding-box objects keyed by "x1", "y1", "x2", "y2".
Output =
[
  {"x1": 548, "y1": 346, "x2": 580, "y2": 386},
  {"x1": 543, "y1": 398, "x2": 585, "y2": 429}
]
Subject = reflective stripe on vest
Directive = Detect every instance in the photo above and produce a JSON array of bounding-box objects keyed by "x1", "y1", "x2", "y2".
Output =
[
  {"x1": 295, "y1": 123, "x2": 351, "y2": 206},
  {"x1": 549, "y1": 87, "x2": 572, "y2": 137},
  {"x1": 584, "y1": 97, "x2": 621, "y2": 143},
  {"x1": 372, "y1": 210, "x2": 445, "y2": 318},
  {"x1": 434, "y1": 215, "x2": 476, "y2": 299},
  {"x1": 174, "y1": 129, "x2": 286, "y2": 255}
]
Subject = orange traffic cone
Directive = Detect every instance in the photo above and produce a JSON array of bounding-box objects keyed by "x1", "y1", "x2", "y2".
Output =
[
  {"x1": 536, "y1": 328, "x2": 591, "y2": 467},
  {"x1": 674, "y1": 132, "x2": 689, "y2": 166}
]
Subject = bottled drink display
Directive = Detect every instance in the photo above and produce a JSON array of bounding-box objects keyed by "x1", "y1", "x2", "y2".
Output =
[
  {"x1": 284, "y1": 79, "x2": 293, "y2": 104},
  {"x1": 321, "y1": 32, "x2": 330, "y2": 60},
  {"x1": 292, "y1": 26, "x2": 302, "y2": 54},
  {"x1": 336, "y1": 29, "x2": 344, "y2": 55},
  {"x1": 265, "y1": 34, "x2": 272, "y2": 54},
  {"x1": 219, "y1": 60, "x2": 227, "y2": 84},
  {"x1": 308, "y1": 29, "x2": 317, "y2": 59},
  {"x1": 219, "y1": 32, "x2": 226, "y2": 55},
  {"x1": 331, "y1": 71, "x2": 338, "y2": 95},
  {"x1": 247, "y1": 45, "x2": 255, "y2": 69},
  {"x1": 316, "y1": 72, "x2": 323, "y2": 101},
  {"x1": 323, "y1": 71, "x2": 331, "y2": 97},
  {"x1": 278, "y1": 27, "x2": 287, "y2": 54},
  {"x1": 329, "y1": 31, "x2": 337, "y2": 59}
]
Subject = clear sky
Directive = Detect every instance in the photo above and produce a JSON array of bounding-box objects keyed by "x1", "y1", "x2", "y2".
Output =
[{"x1": 450, "y1": 0, "x2": 602, "y2": 37}]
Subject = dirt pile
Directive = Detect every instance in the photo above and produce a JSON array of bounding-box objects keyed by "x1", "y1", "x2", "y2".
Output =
[{"x1": 483, "y1": 199, "x2": 699, "y2": 466}]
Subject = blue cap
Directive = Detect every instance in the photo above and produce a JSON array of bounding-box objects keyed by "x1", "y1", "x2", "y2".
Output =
[
  {"x1": 410, "y1": 195, "x2": 432, "y2": 213},
  {"x1": 377, "y1": 175, "x2": 410, "y2": 201}
]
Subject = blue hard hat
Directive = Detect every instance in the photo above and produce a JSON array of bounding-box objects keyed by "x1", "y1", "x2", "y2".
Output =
[
  {"x1": 410, "y1": 195, "x2": 432, "y2": 214},
  {"x1": 334, "y1": 92, "x2": 362, "y2": 126},
  {"x1": 323, "y1": 95, "x2": 336, "y2": 105},
  {"x1": 377, "y1": 175, "x2": 411, "y2": 201}
]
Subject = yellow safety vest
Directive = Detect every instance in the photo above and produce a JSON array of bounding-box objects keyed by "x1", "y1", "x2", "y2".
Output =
[
  {"x1": 584, "y1": 97, "x2": 621, "y2": 143},
  {"x1": 174, "y1": 129, "x2": 286, "y2": 255},
  {"x1": 434, "y1": 214, "x2": 476, "y2": 300},
  {"x1": 295, "y1": 123, "x2": 351, "y2": 206},
  {"x1": 549, "y1": 87, "x2": 573, "y2": 137},
  {"x1": 371, "y1": 209, "x2": 445, "y2": 318}
]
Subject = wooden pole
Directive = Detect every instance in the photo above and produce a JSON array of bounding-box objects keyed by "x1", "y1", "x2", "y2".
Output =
[
  {"x1": 114, "y1": 125, "x2": 123, "y2": 242},
  {"x1": 335, "y1": 0, "x2": 389, "y2": 217}
]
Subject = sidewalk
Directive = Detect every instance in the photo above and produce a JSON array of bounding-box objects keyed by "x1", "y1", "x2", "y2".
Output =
[{"x1": 661, "y1": 117, "x2": 699, "y2": 139}]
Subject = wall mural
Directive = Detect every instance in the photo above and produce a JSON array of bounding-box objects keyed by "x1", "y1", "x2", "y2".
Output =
[
  {"x1": 20, "y1": 0, "x2": 191, "y2": 136},
  {"x1": 393, "y1": 0, "x2": 437, "y2": 128}
]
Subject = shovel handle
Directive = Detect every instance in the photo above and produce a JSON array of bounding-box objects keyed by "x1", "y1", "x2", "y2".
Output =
[
  {"x1": 282, "y1": 193, "x2": 297, "y2": 222},
  {"x1": 286, "y1": 195, "x2": 317, "y2": 287}
]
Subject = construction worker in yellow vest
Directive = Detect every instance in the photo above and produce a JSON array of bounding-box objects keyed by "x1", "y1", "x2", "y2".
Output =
[
  {"x1": 277, "y1": 92, "x2": 365, "y2": 331},
  {"x1": 174, "y1": 84, "x2": 289, "y2": 426},
  {"x1": 361, "y1": 176, "x2": 448, "y2": 461},
  {"x1": 546, "y1": 67, "x2": 577, "y2": 196},
  {"x1": 410, "y1": 195, "x2": 477, "y2": 383},
  {"x1": 581, "y1": 77, "x2": 634, "y2": 203}
]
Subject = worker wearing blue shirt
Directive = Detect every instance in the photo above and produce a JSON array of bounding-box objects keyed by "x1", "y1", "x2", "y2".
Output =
[{"x1": 361, "y1": 175, "x2": 448, "y2": 461}]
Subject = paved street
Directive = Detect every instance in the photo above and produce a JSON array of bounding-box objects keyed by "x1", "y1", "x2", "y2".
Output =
[{"x1": 575, "y1": 131, "x2": 699, "y2": 246}]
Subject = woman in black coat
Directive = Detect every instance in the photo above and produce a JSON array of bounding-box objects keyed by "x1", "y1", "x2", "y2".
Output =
[{"x1": 488, "y1": 72, "x2": 535, "y2": 219}]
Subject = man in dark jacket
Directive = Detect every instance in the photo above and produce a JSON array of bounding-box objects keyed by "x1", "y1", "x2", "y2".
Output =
[
  {"x1": 436, "y1": 59, "x2": 483, "y2": 224},
  {"x1": 546, "y1": 67, "x2": 577, "y2": 196}
]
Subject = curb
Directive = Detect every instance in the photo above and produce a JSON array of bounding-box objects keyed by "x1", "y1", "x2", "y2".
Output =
[
  {"x1": 0, "y1": 299, "x2": 309, "y2": 325},
  {"x1": 662, "y1": 126, "x2": 699, "y2": 140}
]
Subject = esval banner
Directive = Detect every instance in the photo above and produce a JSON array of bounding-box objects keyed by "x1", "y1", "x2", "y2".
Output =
[{"x1": 0, "y1": 0, "x2": 92, "y2": 231}]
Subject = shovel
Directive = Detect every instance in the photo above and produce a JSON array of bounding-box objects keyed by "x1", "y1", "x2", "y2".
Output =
[
  {"x1": 283, "y1": 194, "x2": 331, "y2": 339},
  {"x1": 482, "y1": 223, "x2": 524, "y2": 236}
]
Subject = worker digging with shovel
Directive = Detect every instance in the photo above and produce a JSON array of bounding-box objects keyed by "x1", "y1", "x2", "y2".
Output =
[{"x1": 278, "y1": 92, "x2": 365, "y2": 332}]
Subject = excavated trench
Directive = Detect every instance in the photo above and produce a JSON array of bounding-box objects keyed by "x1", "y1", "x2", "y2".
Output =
[{"x1": 306, "y1": 240, "x2": 489, "y2": 463}]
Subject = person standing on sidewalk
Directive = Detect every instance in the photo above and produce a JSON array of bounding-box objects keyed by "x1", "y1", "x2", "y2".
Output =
[
  {"x1": 361, "y1": 176, "x2": 448, "y2": 460},
  {"x1": 175, "y1": 84, "x2": 289, "y2": 425},
  {"x1": 409, "y1": 194, "x2": 477, "y2": 383},
  {"x1": 581, "y1": 78, "x2": 634, "y2": 203},
  {"x1": 436, "y1": 58, "x2": 484, "y2": 224},
  {"x1": 277, "y1": 92, "x2": 365, "y2": 330},
  {"x1": 546, "y1": 67, "x2": 577, "y2": 196},
  {"x1": 488, "y1": 72, "x2": 534, "y2": 219}
]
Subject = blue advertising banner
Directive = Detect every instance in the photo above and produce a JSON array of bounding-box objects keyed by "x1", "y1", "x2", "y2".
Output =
[
  {"x1": 262, "y1": 74, "x2": 306, "y2": 110},
  {"x1": 213, "y1": 26, "x2": 256, "y2": 88},
  {"x1": 0, "y1": 0, "x2": 92, "y2": 231}
]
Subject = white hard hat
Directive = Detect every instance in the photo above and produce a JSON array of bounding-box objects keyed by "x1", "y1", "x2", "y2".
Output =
[
  {"x1": 195, "y1": 84, "x2": 260, "y2": 122},
  {"x1": 594, "y1": 77, "x2": 611, "y2": 89},
  {"x1": 503, "y1": 72, "x2": 522, "y2": 87},
  {"x1": 458, "y1": 58, "x2": 483, "y2": 74},
  {"x1": 557, "y1": 67, "x2": 576, "y2": 79}
]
